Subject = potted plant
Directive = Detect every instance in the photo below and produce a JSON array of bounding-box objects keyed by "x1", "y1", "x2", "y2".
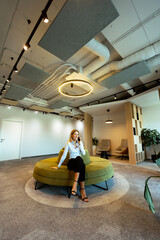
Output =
[
  {"x1": 92, "y1": 137, "x2": 99, "y2": 156},
  {"x1": 141, "y1": 128, "x2": 160, "y2": 162}
]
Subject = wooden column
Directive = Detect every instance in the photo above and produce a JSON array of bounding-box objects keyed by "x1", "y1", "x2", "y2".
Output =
[
  {"x1": 125, "y1": 102, "x2": 144, "y2": 165},
  {"x1": 84, "y1": 112, "x2": 93, "y2": 155},
  {"x1": 125, "y1": 102, "x2": 137, "y2": 165}
]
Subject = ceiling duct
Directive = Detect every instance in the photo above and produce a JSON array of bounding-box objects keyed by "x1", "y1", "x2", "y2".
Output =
[
  {"x1": 91, "y1": 40, "x2": 160, "y2": 81},
  {"x1": 83, "y1": 38, "x2": 110, "y2": 76}
]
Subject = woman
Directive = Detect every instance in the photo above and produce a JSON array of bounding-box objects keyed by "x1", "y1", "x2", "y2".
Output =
[{"x1": 51, "y1": 129, "x2": 89, "y2": 202}]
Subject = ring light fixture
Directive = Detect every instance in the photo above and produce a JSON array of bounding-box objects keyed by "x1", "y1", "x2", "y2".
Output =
[{"x1": 59, "y1": 79, "x2": 93, "y2": 97}]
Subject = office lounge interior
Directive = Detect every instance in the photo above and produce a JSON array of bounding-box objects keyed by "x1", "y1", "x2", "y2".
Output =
[{"x1": 0, "y1": 0, "x2": 160, "y2": 239}]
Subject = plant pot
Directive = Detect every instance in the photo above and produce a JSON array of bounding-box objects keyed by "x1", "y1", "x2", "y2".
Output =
[
  {"x1": 151, "y1": 154, "x2": 158, "y2": 162},
  {"x1": 93, "y1": 145, "x2": 97, "y2": 156}
]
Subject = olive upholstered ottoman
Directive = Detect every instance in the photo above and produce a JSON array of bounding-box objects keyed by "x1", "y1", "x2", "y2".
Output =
[{"x1": 33, "y1": 150, "x2": 114, "y2": 191}]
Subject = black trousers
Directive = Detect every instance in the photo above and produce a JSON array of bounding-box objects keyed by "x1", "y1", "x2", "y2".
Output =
[{"x1": 67, "y1": 156, "x2": 85, "y2": 182}]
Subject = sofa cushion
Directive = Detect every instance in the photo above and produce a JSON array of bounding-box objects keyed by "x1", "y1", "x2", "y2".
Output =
[
  {"x1": 81, "y1": 149, "x2": 91, "y2": 165},
  {"x1": 57, "y1": 148, "x2": 70, "y2": 165}
]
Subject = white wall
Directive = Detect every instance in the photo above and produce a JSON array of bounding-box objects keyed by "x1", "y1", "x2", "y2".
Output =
[
  {"x1": 0, "y1": 105, "x2": 84, "y2": 159},
  {"x1": 143, "y1": 103, "x2": 160, "y2": 132},
  {"x1": 142, "y1": 103, "x2": 160, "y2": 158},
  {"x1": 93, "y1": 110, "x2": 127, "y2": 155}
]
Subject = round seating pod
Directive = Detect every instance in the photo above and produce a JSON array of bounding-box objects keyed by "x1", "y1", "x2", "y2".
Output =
[{"x1": 33, "y1": 156, "x2": 114, "y2": 187}]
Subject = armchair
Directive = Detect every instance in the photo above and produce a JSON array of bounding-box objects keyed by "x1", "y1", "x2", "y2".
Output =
[
  {"x1": 96, "y1": 139, "x2": 111, "y2": 159},
  {"x1": 115, "y1": 139, "x2": 128, "y2": 159}
]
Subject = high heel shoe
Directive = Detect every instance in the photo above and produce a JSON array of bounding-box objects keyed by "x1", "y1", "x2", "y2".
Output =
[
  {"x1": 71, "y1": 180, "x2": 78, "y2": 196},
  {"x1": 80, "y1": 187, "x2": 89, "y2": 202}
]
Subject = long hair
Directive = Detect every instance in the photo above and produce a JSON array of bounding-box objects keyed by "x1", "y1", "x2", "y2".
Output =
[{"x1": 69, "y1": 129, "x2": 79, "y2": 142}]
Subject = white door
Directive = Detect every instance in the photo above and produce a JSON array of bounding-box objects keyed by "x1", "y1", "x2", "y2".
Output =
[{"x1": 0, "y1": 120, "x2": 22, "y2": 161}]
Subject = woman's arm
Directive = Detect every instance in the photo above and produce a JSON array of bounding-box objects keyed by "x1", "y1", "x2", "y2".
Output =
[
  {"x1": 57, "y1": 143, "x2": 69, "y2": 168},
  {"x1": 79, "y1": 140, "x2": 85, "y2": 155},
  {"x1": 51, "y1": 143, "x2": 69, "y2": 169}
]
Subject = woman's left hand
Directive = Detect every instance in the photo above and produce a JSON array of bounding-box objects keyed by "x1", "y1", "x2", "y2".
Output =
[{"x1": 78, "y1": 137, "x2": 81, "y2": 145}]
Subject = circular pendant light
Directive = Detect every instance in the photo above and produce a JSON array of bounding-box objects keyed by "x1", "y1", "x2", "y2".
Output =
[{"x1": 59, "y1": 79, "x2": 93, "y2": 98}]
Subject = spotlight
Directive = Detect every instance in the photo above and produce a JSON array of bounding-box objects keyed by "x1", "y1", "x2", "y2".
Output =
[
  {"x1": 35, "y1": 111, "x2": 38, "y2": 114},
  {"x1": 114, "y1": 94, "x2": 117, "y2": 100},
  {"x1": 23, "y1": 108, "x2": 25, "y2": 111},
  {"x1": 8, "y1": 105, "x2": 11, "y2": 109},
  {"x1": 2, "y1": 87, "x2": 6, "y2": 92},
  {"x1": 6, "y1": 77, "x2": 11, "y2": 82},
  {"x1": 14, "y1": 66, "x2": 18, "y2": 73},
  {"x1": 24, "y1": 43, "x2": 31, "y2": 51},
  {"x1": 42, "y1": 11, "x2": 49, "y2": 23}
]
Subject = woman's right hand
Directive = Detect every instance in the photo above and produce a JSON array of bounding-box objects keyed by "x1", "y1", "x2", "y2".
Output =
[{"x1": 51, "y1": 167, "x2": 59, "y2": 169}]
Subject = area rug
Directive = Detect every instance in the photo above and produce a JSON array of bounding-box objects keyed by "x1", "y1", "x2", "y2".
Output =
[{"x1": 25, "y1": 172, "x2": 129, "y2": 208}]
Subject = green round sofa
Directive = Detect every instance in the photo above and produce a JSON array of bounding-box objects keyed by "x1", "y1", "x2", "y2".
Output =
[{"x1": 33, "y1": 153, "x2": 114, "y2": 189}]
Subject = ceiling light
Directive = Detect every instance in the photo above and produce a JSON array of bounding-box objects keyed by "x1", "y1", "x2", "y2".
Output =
[
  {"x1": 114, "y1": 94, "x2": 117, "y2": 100},
  {"x1": 2, "y1": 87, "x2": 6, "y2": 92},
  {"x1": 59, "y1": 80, "x2": 93, "y2": 98},
  {"x1": 24, "y1": 43, "x2": 31, "y2": 51},
  {"x1": 14, "y1": 66, "x2": 18, "y2": 73},
  {"x1": 42, "y1": 11, "x2": 49, "y2": 23},
  {"x1": 6, "y1": 77, "x2": 11, "y2": 82},
  {"x1": 43, "y1": 15, "x2": 49, "y2": 23},
  {"x1": 105, "y1": 109, "x2": 113, "y2": 124}
]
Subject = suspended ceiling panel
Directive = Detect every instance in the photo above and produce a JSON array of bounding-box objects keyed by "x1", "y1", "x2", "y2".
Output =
[
  {"x1": 99, "y1": 61, "x2": 151, "y2": 89},
  {"x1": 133, "y1": 0, "x2": 160, "y2": 20},
  {"x1": 39, "y1": 0, "x2": 119, "y2": 61},
  {"x1": 5, "y1": 84, "x2": 32, "y2": 100},
  {"x1": 49, "y1": 100, "x2": 70, "y2": 109},
  {"x1": 102, "y1": 0, "x2": 140, "y2": 44},
  {"x1": 0, "y1": 0, "x2": 19, "y2": 53},
  {"x1": 102, "y1": 0, "x2": 160, "y2": 57},
  {"x1": 113, "y1": 28, "x2": 149, "y2": 58},
  {"x1": 143, "y1": 15, "x2": 160, "y2": 44},
  {"x1": 18, "y1": 63, "x2": 50, "y2": 83}
]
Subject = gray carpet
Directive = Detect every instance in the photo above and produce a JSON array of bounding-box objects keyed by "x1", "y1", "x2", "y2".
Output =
[{"x1": 0, "y1": 156, "x2": 160, "y2": 240}]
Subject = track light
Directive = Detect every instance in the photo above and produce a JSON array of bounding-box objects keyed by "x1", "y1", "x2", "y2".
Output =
[
  {"x1": 6, "y1": 77, "x2": 11, "y2": 83},
  {"x1": 42, "y1": 11, "x2": 49, "y2": 23},
  {"x1": 114, "y1": 94, "x2": 117, "y2": 100},
  {"x1": 14, "y1": 66, "x2": 18, "y2": 73},
  {"x1": 2, "y1": 87, "x2": 6, "y2": 92},
  {"x1": 24, "y1": 43, "x2": 31, "y2": 51}
]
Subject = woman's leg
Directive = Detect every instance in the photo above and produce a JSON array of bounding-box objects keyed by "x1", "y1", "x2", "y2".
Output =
[
  {"x1": 71, "y1": 172, "x2": 80, "y2": 195},
  {"x1": 79, "y1": 181, "x2": 89, "y2": 202}
]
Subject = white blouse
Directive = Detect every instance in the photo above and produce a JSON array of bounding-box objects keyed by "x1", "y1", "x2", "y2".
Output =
[{"x1": 58, "y1": 141, "x2": 85, "y2": 168}]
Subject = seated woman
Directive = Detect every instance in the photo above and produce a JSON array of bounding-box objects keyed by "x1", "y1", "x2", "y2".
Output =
[{"x1": 51, "y1": 129, "x2": 89, "y2": 202}]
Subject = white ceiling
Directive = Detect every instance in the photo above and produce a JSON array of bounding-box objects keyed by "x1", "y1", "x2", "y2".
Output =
[
  {"x1": 80, "y1": 87, "x2": 160, "y2": 117},
  {"x1": 0, "y1": 0, "x2": 160, "y2": 118}
]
